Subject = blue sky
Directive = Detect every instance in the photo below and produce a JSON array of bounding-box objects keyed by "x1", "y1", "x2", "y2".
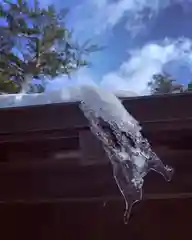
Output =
[{"x1": 33, "y1": 0, "x2": 192, "y2": 95}]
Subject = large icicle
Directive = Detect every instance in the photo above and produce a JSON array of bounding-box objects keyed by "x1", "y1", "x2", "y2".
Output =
[{"x1": 79, "y1": 85, "x2": 173, "y2": 223}]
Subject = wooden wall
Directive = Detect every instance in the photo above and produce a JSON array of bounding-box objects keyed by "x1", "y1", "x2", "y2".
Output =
[
  {"x1": 0, "y1": 93, "x2": 192, "y2": 239},
  {"x1": 0, "y1": 199, "x2": 191, "y2": 240}
]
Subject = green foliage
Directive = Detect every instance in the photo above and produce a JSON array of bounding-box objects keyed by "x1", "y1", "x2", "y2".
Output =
[
  {"x1": 0, "y1": 73, "x2": 20, "y2": 94},
  {"x1": 187, "y1": 82, "x2": 192, "y2": 91},
  {"x1": 0, "y1": 0, "x2": 102, "y2": 94},
  {"x1": 148, "y1": 73, "x2": 184, "y2": 94}
]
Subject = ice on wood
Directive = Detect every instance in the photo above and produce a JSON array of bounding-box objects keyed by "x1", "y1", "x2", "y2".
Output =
[
  {"x1": 0, "y1": 83, "x2": 173, "y2": 223},
  {"x1": 79, "y1": 85, "x2": 173, "y2": 223}
]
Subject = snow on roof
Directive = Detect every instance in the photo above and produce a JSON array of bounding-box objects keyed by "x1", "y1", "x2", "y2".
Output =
[{"x1": 0, "y1": 86, "x2": 139, "y2": 109}]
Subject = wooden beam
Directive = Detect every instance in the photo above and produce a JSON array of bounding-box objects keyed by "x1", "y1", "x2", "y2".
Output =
[
  {"x1": 0, "y1": 93, "x2": 192, "y2": 134},
  {"x1": 0, "y1": 158, "x2": 190, "y2": 202}
]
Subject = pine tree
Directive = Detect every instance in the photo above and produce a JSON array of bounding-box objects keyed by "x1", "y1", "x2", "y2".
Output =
[
  {"x1": 148, "y1": 73, "x2": 184, "y2": 94},
  {"x1": 0, "y1": 0, "x2": 101, "y2": 93}
]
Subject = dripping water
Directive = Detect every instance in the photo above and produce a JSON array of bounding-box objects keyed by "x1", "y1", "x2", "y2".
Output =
[{"x1": 79, "y1": 85, "x2": 173, "y2": 224}]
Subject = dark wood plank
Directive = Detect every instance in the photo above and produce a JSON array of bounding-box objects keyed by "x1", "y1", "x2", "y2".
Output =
[
  {"x1": 0, "y1": 155, "x2": 190, "y2": 202},
  {"x1": 0, "y1": 199, "x2": 191, "y2": 240},
  {"x1": 1, "y1": 93, "x2": 192, "y2": 134}
]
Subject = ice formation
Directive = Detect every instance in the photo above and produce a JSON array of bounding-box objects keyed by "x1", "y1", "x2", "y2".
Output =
[
  {"x1": 79, "y1": 85, "x2": 173, "y2": 223},
  {"x1": 0, "y1": 84, "x2": 173, "y2": 223}
]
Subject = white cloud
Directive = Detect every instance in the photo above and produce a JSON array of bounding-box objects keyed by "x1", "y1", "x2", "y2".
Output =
[
  {"x1": 100, "y1": 38, "x2": 192, "y2": 94},
  {"x1": 46, "y1": 68, "x2": 97, "y2": 92},
  {"x1": 46, "y1": 38, "x2": 192, "y2": 96},
  {"x1": 72, "y1": 0, "x2": 171, "y2": 36}
]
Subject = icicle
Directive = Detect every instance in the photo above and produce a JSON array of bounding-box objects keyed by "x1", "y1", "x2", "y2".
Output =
[{"x1": 79, "y1": 85, "x2": 174, "y2": 224}]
